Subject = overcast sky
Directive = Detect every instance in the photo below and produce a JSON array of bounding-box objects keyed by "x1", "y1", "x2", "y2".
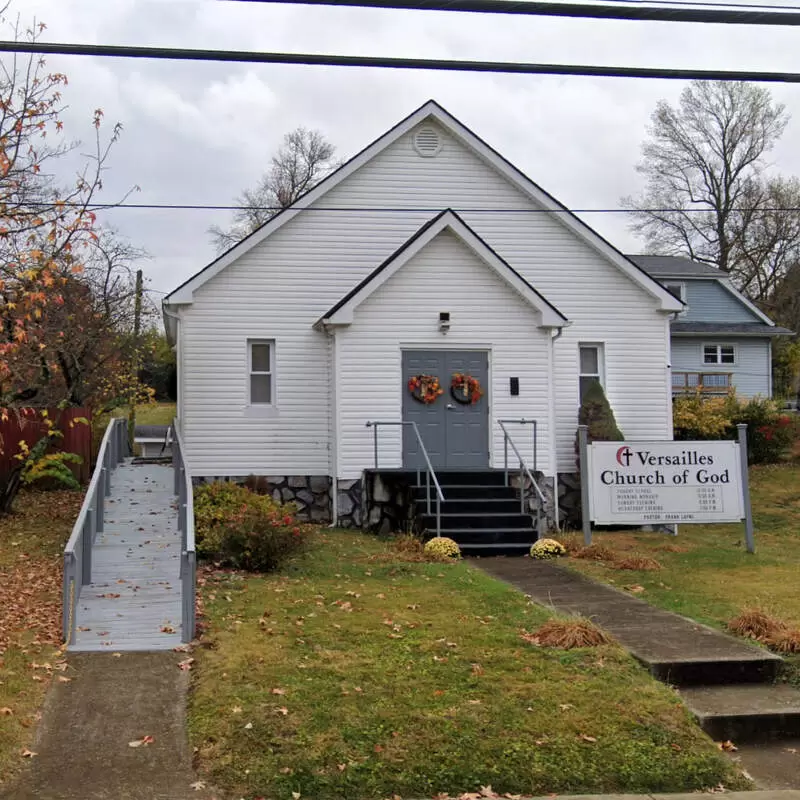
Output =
[{"x1": 17, "y1": 0, "x2": 800, "y2": 299}]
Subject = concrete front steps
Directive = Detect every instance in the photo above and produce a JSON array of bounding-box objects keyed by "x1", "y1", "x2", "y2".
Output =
[{"x1": 475, "y1": 558, "x2": 800, "y2": 788}]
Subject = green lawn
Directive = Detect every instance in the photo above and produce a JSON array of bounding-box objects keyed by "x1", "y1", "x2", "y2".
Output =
[
  {"x1": 561, "y1": 462, "x2": 800, "y2": 680},
  {"x1": 0, "y1": 489, "x2": 84, "y2": 784},
  {"x1": 190, "y1": 531, "x2": 744, "y2": 800}
]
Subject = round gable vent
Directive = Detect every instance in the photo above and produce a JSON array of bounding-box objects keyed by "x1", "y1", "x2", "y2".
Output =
[{"x1": 413, "y1": 127, "x2": 442, "y2": 157}]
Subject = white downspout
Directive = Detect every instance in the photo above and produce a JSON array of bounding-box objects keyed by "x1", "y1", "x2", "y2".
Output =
[
  {"x1": 327, "y1": 326, "x2": 339, "y2": 528},
  {"x1": 549, "y1": 326, "x2": 566, "y2": 532}
]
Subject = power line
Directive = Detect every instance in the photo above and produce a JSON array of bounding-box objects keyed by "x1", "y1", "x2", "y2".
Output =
[
  {"x1": 221, "y1": 0, "x2": 800, "y2": 25},
  {"x1": 31, "y1": 201, "x2": 800, "y2": 213},
  {"x1": 2, "y1": 40, "x2": 800, "y2": 83}
]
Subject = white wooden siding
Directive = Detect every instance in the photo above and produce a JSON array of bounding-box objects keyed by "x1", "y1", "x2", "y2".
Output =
[
  {"x1": 335, "y1": 229, "x2": 552, "y2": 479},
  {"x1": 180, "y1": 119, "x2": 672, "y2": 477},
  {"x1": 671, "y1": 337, "x2": 772, "y2": 398}
]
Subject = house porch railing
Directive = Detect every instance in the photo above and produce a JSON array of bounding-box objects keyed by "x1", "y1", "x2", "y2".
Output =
[{"x1": 672, "y1": 371, "x2": 733, "y2": 394}]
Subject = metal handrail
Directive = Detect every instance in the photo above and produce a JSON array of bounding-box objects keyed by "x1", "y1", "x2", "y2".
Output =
[
  {"x1": 497, "y1": 419, "x2": 546, "y2": 536},
  {"x1": 171, "y1": 420, "x2": 196, "y2": 643},
  {"x1": 62, "y1": 417, "x2": 128, "y2": 644},
  {"x1": 366, "y1": 420, "x2": 445, "y2": 538}
]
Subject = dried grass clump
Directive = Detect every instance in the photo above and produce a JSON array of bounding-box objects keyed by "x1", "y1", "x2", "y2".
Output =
[
  {"x1": 554, "y1": 533, "x2": 584, "y2": 555},
  {"x1": 572, "y1": 544, "x2": 619, "y2": 563},
  {"x1": 727, "y1": 609, "x2": 786, "y2": 642},
  {"x1": 656, "y1": 543, "x2": 690, "y2": 554},
  {"x1": 766, "y1": 629, "x2": 800, "y2": 654},
  {"x1": 385, "y1": 533, "x2": 428, "y2": 562},
  {"x1": 613, "y1": 556, "x2": 663, "y2": 571},
  {"x1": 522, "y1": 618, "x2": 614, "y2": 649}
]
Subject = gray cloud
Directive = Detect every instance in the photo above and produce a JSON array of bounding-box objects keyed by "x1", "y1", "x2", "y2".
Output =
[{"x1": 19, "y1": 0, "x2": 800, "y2": 294}]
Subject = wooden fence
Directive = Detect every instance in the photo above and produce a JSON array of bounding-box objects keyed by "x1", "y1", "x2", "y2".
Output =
[{"x1": 0, "y1": 407, "x2": 93, "y2": 483}]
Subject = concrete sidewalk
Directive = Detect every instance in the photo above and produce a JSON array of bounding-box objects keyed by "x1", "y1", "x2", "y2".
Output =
[{"x1": 0, "y1": 653, "x2": 214, "y2": 800}]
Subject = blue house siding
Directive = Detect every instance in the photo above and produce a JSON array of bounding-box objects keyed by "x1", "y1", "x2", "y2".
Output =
[
  {"x1": 682, "y1": 281, "x2": 761, "y2": 324},
  {"x1": 671, "y1": 337, "x2": 771, "y2": 398}
]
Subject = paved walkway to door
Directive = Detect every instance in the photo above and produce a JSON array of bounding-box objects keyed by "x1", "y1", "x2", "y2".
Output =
[
  {"x1": 0, "y1": 652, "x2": 214, "y2": 800},
  {"x1": 70, "y1": 461, "x2": 183, "y2": 652},
  {"x1": 477, "y1": 557, "x2": 781, "y2": 682}
]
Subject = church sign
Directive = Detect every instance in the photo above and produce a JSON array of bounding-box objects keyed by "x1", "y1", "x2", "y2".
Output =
[{"x1": 577, "y1": 425, "x2": 755, "y2": 552}]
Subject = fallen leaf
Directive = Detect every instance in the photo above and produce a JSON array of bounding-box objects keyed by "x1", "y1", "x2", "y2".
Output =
[
  {"x1": 719, "y1": 740, "x2": 738, "y2": 752},
  {"x1": 580, "y1": 734, "x2": 597, "y2": 743},
  {"x1": 277, "y1": 707, "x2": 289, "y2": 716},
  {"x1": 271, "y1": 687, "x2": 286, "y2": 695},
  {"x1": 21, "y1": 749, "x2": 37, "y2": 758},
  {"x1": 244, "y1": 722, "x2": 253, "y2": 729},
  {"x1": 57, "y1": 676, "x2": 71, "y2": 683},
  {"x1": 0, "y1": 707, "x2": 13, "y2": 715},
  {"x1": 128, "y1": 735, "x2": 155, "y2": 748},
  {"x1": 231, "y1": 706, "x2": 242, "y2": 714},
  {"x1": 625, "y1": 584, "x2": 646, "y2": 594},
  {"x1": 189, "y1": 780, "x2": 206, "y2": 791},
  {"x1": 177, "y1": 658, "x2": 194, "y2": 671},
  {"x1": 160, "y1": 625, "x2": 175, "y2": 634}
]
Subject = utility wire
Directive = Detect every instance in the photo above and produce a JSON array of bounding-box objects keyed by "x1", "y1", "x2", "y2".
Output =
[
  {"x1": 220, "y1": 0, "x2": 800, "y2": 25},
  {"x1": 14, "y1": 201, "x2": 800, "y2": 213},
  {"x1": 2, "y1": 40, "x2": 800, "y2": 82}
]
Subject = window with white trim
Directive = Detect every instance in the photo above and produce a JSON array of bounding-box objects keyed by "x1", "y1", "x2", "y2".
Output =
[
  {"x1": 248, "y1": 340, "x2": 274, "y2": 404},
  {"x1": 579, "y1": 343, "x2": 604, "y2": 400},
  {"x1": 663, "y1": 281, "x2": 687, "y2": 314},
  {"x1": 703, "y1": 343, "x2": 735, "y2": 365}
]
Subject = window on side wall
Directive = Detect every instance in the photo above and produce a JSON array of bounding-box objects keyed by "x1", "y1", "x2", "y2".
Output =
[
  {"x1": 663, "y1": 281, "x2": 687, "y2": 314},
  {"x1": 703, "y1": 343, "x2": 735, "y2": 366},
  {"x1": 579, "y1": 343, "x2": 604, "y2": 400},
  {"x1": 248, "y1": 340, "x2": 274, "y2": 405}
]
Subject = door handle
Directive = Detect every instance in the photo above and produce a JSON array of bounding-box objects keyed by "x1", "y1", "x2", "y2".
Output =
[{"x1": 446, "y1": 404, "x2": 456, "y2": 410}]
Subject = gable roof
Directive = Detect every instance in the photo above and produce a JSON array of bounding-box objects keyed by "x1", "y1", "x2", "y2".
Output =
[
  {"x1": 629, "y1": 253, "x2": 776, "y2": 326},
  {"x1": 627, "y1": 254, "x2": 724, "y2": 279},
  {"x1": 164, "y1": 100, "x2": 682, "y2": 313},
  {"x1": 316, "y1": 209, "x2": 568, "y2": 329}
]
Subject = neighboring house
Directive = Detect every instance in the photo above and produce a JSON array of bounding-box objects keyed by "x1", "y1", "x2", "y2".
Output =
[
  {"x1": 628, "y1": 255, "x2": 793, "y2": 399},
  {"x1": 163, "y1": 100, "x2": 682, "y2": 545}
]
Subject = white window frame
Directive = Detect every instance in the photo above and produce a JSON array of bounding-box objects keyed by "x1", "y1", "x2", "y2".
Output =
[
  {"x1": 248, "y1": 339, "x2": 275, "y2": 406},
  {"x1": 702, "y1": 342, "x2": 736, "y2": 366},
  {"x1": 579, "y1": 342, "x2": 605, "y2": 400},
  {"x1": 663, "y1": 281, "x2": 687, "y2": 314}
]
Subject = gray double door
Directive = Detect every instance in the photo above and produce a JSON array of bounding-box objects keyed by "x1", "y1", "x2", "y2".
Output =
[{"x1": 402, "y1": 350, "x2": 489, "y2": 470}]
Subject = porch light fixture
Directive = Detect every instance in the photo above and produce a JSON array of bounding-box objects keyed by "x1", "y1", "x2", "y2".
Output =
[{"x1": 439, "y1": 311, "x2": 450, "y2": 333}]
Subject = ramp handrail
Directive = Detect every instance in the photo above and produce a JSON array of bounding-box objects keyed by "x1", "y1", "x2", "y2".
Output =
[
  {"x1": 63, "y1": 417, "x2": 129, "y2": 644},
  {"x1": 498, "y1": 419, "x2": 546, "y2": 536},
  {"x1": 171, "y1": 420, "x2": 196, "y2": 642},
  {"x1": 366, "y1": 420, "x2": 445, "y2": 538}
]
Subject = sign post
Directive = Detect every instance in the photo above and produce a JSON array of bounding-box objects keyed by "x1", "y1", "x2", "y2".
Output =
[
  {"x1": 737, "y1": 424, "x2": 755, "y2": 553},
  {"x1": 578, "y1": 425, "x2": 592, "y2": 547},
  {"x1": 580, "y1": 427, "x2": 754, "y2": 552}
]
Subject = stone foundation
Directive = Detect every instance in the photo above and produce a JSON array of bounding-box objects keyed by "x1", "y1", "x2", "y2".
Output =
[
  {"x1": 361, "y1": 471, "x2": 417, "y2": 535},
  {"x1": 193, "y1": 475, "x2": 332, "y2": 523},
  {"x1": 336, "y1": 478, "x2": 363, "y2": 528},
  {"x1": 557, "y1": 472, "x2": 583, "y2": 530}
]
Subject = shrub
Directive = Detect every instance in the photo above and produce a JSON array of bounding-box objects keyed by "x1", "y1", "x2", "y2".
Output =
[
  {"x1": 672, "y1": 394, "x2": 733, "y2": 440},
  {"x1": 579, "y1": 380, "x2": 624, "y2": 443},
  {"x1": 529, "y1": 538, "x2": 567, "y2": 559},
  {"x1": 194, "y1": 481, "x2": 311, "y2": 572},
  {"x1": 673, "y1": 393, "x2": 797, "y2": 464},
  {"x1": 423, "y1": 537, "x2": 461, "y2": 561}
]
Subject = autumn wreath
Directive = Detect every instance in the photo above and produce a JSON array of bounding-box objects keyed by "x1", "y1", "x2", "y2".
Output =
[
  {"x1": 450, "y1": 372, "x2": 483, "y2": 405},
  {"x1": 408, "y1": 374, "x2": 443, "y2": 404}
]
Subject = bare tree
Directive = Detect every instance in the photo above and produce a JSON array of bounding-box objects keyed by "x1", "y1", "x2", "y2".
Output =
[
  {"x1": 210, "y1": 127, "x2": 337, "y2": 253},
  {"x1": 625, "y1": 81, "x2": 789, "y2": 278}
]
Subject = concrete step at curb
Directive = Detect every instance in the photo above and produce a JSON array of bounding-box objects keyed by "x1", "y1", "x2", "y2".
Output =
[
  {"x1": 734, "y1": 739, "x2": 800, "y2": 790},
  {"x1": 681, "y1": 684, "x2": 800, "y2": 742}
]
